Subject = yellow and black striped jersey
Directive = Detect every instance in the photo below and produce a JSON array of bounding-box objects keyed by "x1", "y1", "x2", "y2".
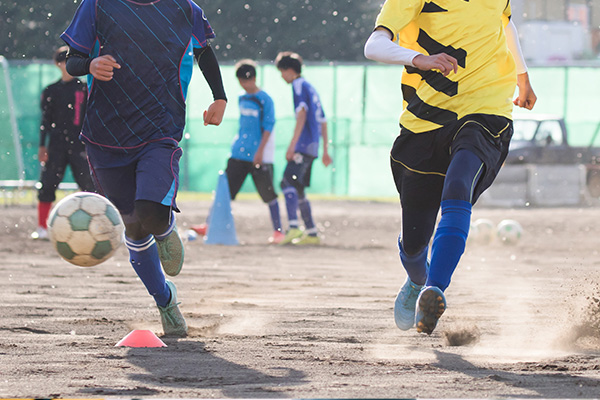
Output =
[{"x1": 375, "y1": 0, "x2": 517, "y2": 133}]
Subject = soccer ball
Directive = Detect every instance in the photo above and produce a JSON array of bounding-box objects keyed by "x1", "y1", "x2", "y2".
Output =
[
  {"x1": 47, "y1": 192, "x2": 125, "y2": 267},
  {"x1": 496, "y1": 219, "x2": 522, "y2": 245},
  {"x1": 471, "y1": 218, "x2": 496, "y2": 244}
]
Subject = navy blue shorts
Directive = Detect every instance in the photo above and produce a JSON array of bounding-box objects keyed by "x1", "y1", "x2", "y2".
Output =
[
  {"x1": 280, "y1": 152, "x2": 315, "y2": 198},
  {"x1": 391, "y1": 114, "x2": 513, "y2": 204},
  {"x1": 87, "y1": 141, "x2": 182, "y2": 216}
]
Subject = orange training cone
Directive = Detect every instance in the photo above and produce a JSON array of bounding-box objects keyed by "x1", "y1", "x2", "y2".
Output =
[{"x1": 115, "y1": 329, "x2": 167, "y2": 348}]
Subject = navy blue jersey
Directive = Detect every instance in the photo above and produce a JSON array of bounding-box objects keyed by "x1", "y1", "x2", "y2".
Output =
[
  {"x1": 292, "y1": 77, "x2": 326, "y2": 158},
  {"x1": 61, "y1": 0, "x2": 214, "y2": 153}
]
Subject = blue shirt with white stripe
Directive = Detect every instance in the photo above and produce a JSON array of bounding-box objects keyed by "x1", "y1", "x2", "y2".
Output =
[
  {"x1": 61, "y1": 0, "x2": 214, "y2": 153},
  {"x1": 230, "y1": 90, "x2": 276, "y2": 163}
]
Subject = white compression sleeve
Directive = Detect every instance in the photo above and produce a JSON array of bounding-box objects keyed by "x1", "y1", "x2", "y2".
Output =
[
  {"x1": 505, "y1": 20, "x2": 528, "y2": 74},
  {"x1": 364, "y1": 30, "x2": 422, "y2": 67}
]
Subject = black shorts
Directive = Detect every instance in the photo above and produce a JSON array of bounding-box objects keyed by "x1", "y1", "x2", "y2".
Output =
[
  {"x1": 391, "y1": 114, "x2": 513, "y2": 203},
  {"x1": 280, "y1": 152, "x2": 315, "y2": 198},
  {"x1": 225, "y1": 158, "x2": 277, "y2": 203},
  {"x1": 38, "y1": 141, "x2": 95, "y2": 203}
]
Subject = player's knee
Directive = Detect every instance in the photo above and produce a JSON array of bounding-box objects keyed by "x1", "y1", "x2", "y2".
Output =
[
  {"x1": 442, "y1": 176, "x2": 472, "y2": 202},
  {"x1": 38, "y1": 188, "x2": 56, "y2": 203},
  {"x1": 281, "y1": 173, "x2": 302, "y2": 191},
  {"x1": 280, "y1": 178, "x2": 291, "y2": 191},
  {"x1": 261, "y1": 192, "x2": 277, "y2": 204},
  {"x1": 134, "y1": 200, "x2": 170, "y2": 235}
]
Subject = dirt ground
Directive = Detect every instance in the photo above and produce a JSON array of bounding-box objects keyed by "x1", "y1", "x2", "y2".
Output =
[{"x1": 1, "y1": 196, "x2": 600, "y2": 398}]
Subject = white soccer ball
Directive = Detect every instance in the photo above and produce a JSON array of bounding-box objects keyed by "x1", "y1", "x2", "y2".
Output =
[
  {"x1": 471, "y1": 218, "x2": 496, "y2": 244},
  {"x1": 467, "y1": 221, "x2": 478, "y2": 245},
  {"x1": 496, "y1": 219, "x2": 522, "y2": 245},
  {"x1": 47, "y1": 192, "x2": 125, "y2": 267}
]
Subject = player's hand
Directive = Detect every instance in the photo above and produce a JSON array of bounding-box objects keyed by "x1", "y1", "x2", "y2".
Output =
[
  {"x1": 203, "y1": 99, "x2": 227, "y2": 126},
  {"x1": 253, "y1": 151, "x2": 263, "y2": 167},
  {"x1": 413, "y1": 53, "x2": 458, "y2": 76},
  {"x1": 286, "y1": 146, "x2": 295, "y2": 162},
  {"x1": 38, "y1": 146, "x2": 48, "y2": 164},
  {"x1": 514, "y1": 72, "x2": 537, "y2": 110},
  {"x1": 322, "y1": 152, "x2": 332, "y2": 167},
  {"x1": 90, "y1": 55, "x2": 121, "y2": 81}
]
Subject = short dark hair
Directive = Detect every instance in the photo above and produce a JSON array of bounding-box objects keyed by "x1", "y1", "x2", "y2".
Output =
[
  {"x1": 235, "y1": 59, "x2": 257, "y2": 80},
  {"x1": 275, "y1": 51, "x2": 303, "y2": 74},
  {"x1": 53, "y1": 46, "x2": 68, "y2": 63}
]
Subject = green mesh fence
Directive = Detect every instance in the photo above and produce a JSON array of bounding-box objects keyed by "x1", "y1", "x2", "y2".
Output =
[
  {"x1": 0, "y1": 57, "x2": 23, "y2": 180},
  {"x1": 2, "y1": 61, "x2": 599, "y2": 197}
]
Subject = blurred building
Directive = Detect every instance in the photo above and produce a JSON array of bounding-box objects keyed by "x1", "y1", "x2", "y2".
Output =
[{"x1": 511, "y1": 0, "x2": 600, "y2": 63}]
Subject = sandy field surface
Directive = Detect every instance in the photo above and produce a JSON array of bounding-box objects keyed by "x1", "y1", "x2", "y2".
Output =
[{"x1": 1, "y1": 197, "x2": 600, "y2": 398}]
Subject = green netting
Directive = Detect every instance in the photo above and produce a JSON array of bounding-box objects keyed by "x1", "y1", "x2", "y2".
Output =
[
  {"x1": 2, "y1": 61, "x2": 599, "y2": 197},
  {"x1": 0, "y1": 57, "x2": 24, "y2": 180},
  {"x1": 6, "y1": 62, "x2": 76, "y2": 183}
]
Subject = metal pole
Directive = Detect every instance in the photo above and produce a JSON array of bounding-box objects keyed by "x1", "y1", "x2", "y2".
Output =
[
  {"x1": 563, "y1": 66, "x2": 569, "y2": 126},
  {"x1": 331, "y1": 63, "x2": 338, "y2": 195},
  {"x1": 0, "y1": 56, "x2": 26, "y2": 181}
]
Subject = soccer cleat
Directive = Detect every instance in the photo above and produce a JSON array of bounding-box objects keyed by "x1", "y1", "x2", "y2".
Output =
[
  {"x1": 268, "y1": 230, "x2": 285, "y2": 244},
  {"x1": 157, "y1": 280, "x2": 188, "y2": 337},
  {"x1": 394, "y1": 278, "x2": 423, "y2": 330},
  {"x1": 293, "y1": 234, "x2": 321, "y2": 245},
  {"x1": 31, "y1": 227, "x2": 49, "y2": 241},
  {"x1": 278, "y1": 227, "x2": 303, "y2": 245},
  {"x1": 156, "y1": 227, "x2": 184, "y2": 277},
  {"x1": 415, "y1": 286, "x2": 447, "y2": 335}
]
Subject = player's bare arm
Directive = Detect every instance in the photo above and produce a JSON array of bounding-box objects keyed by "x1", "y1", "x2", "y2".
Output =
[
  {"x1": 38, "y1": 146, "x2": 48, "y2": 164},
  {"x1": 514, "y1": 72, "x2": 537, "y2": 110},
  {"x1": 504, "y1": 20, "x2": 537, "y2": 110},
  {"x1": 287, "y1": 108, "x2": 306, "y2": 160},
  {"x1": 89, "y1": 55, "x2": 121, "y2": 81},
  {"x1": 321, "y1": 122, "x2": 332, "y2": 167},
  {"x1": 287, "y1": 108, "x2": 307, "y2": 161},
  {"x1": 253, "y1": 130, "x2": 272, "y2": 166}
]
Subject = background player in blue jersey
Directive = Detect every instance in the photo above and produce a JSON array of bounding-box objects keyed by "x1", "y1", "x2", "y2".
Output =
[
  {"x1": 31, "y1": 46, "x2": 95, "y2": 241},
  {"x1": 61, "y1": 0, "x2": 227, "y2": 337},
  {"x1": 226, "y1": 60, "x2": 283, "y2": 244},
  {"x1": 275, "y1": 52, "x2": 332, "y2": 246}
]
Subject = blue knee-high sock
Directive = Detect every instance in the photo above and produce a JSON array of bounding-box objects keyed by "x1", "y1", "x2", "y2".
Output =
[
  {"x1": 282, "y1": 187, "x2": 299, "y2": 228},
  {"x1": 268, "y1": 198, "x2": 282, "y2": 232},
  {"x1": 398, "y1": 235, "x2": 428, "y2": 286},
  {"x1": 155, "y1": 211, "x2": 175, "y2": 240},
  {"x1": 126, "y1": 235, "x2": 170, "y2": 307},
  {"x1": 298, "y1": 197, "x2": 316, "y2": 234},
  {"x1": 427, "y1": 199, "x2": 472, "y2": 291}
]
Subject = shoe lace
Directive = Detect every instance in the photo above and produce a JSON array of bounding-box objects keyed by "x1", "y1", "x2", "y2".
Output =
[
  {"x1": 399, "y1": 282, "x2": 420, "y2": 306},
  {"x1": 158, "y1": 237, "x2": 174, "y2": 261},
  {"x1": 159, "y1": 301, "x2": 182, "y2": 322}
]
